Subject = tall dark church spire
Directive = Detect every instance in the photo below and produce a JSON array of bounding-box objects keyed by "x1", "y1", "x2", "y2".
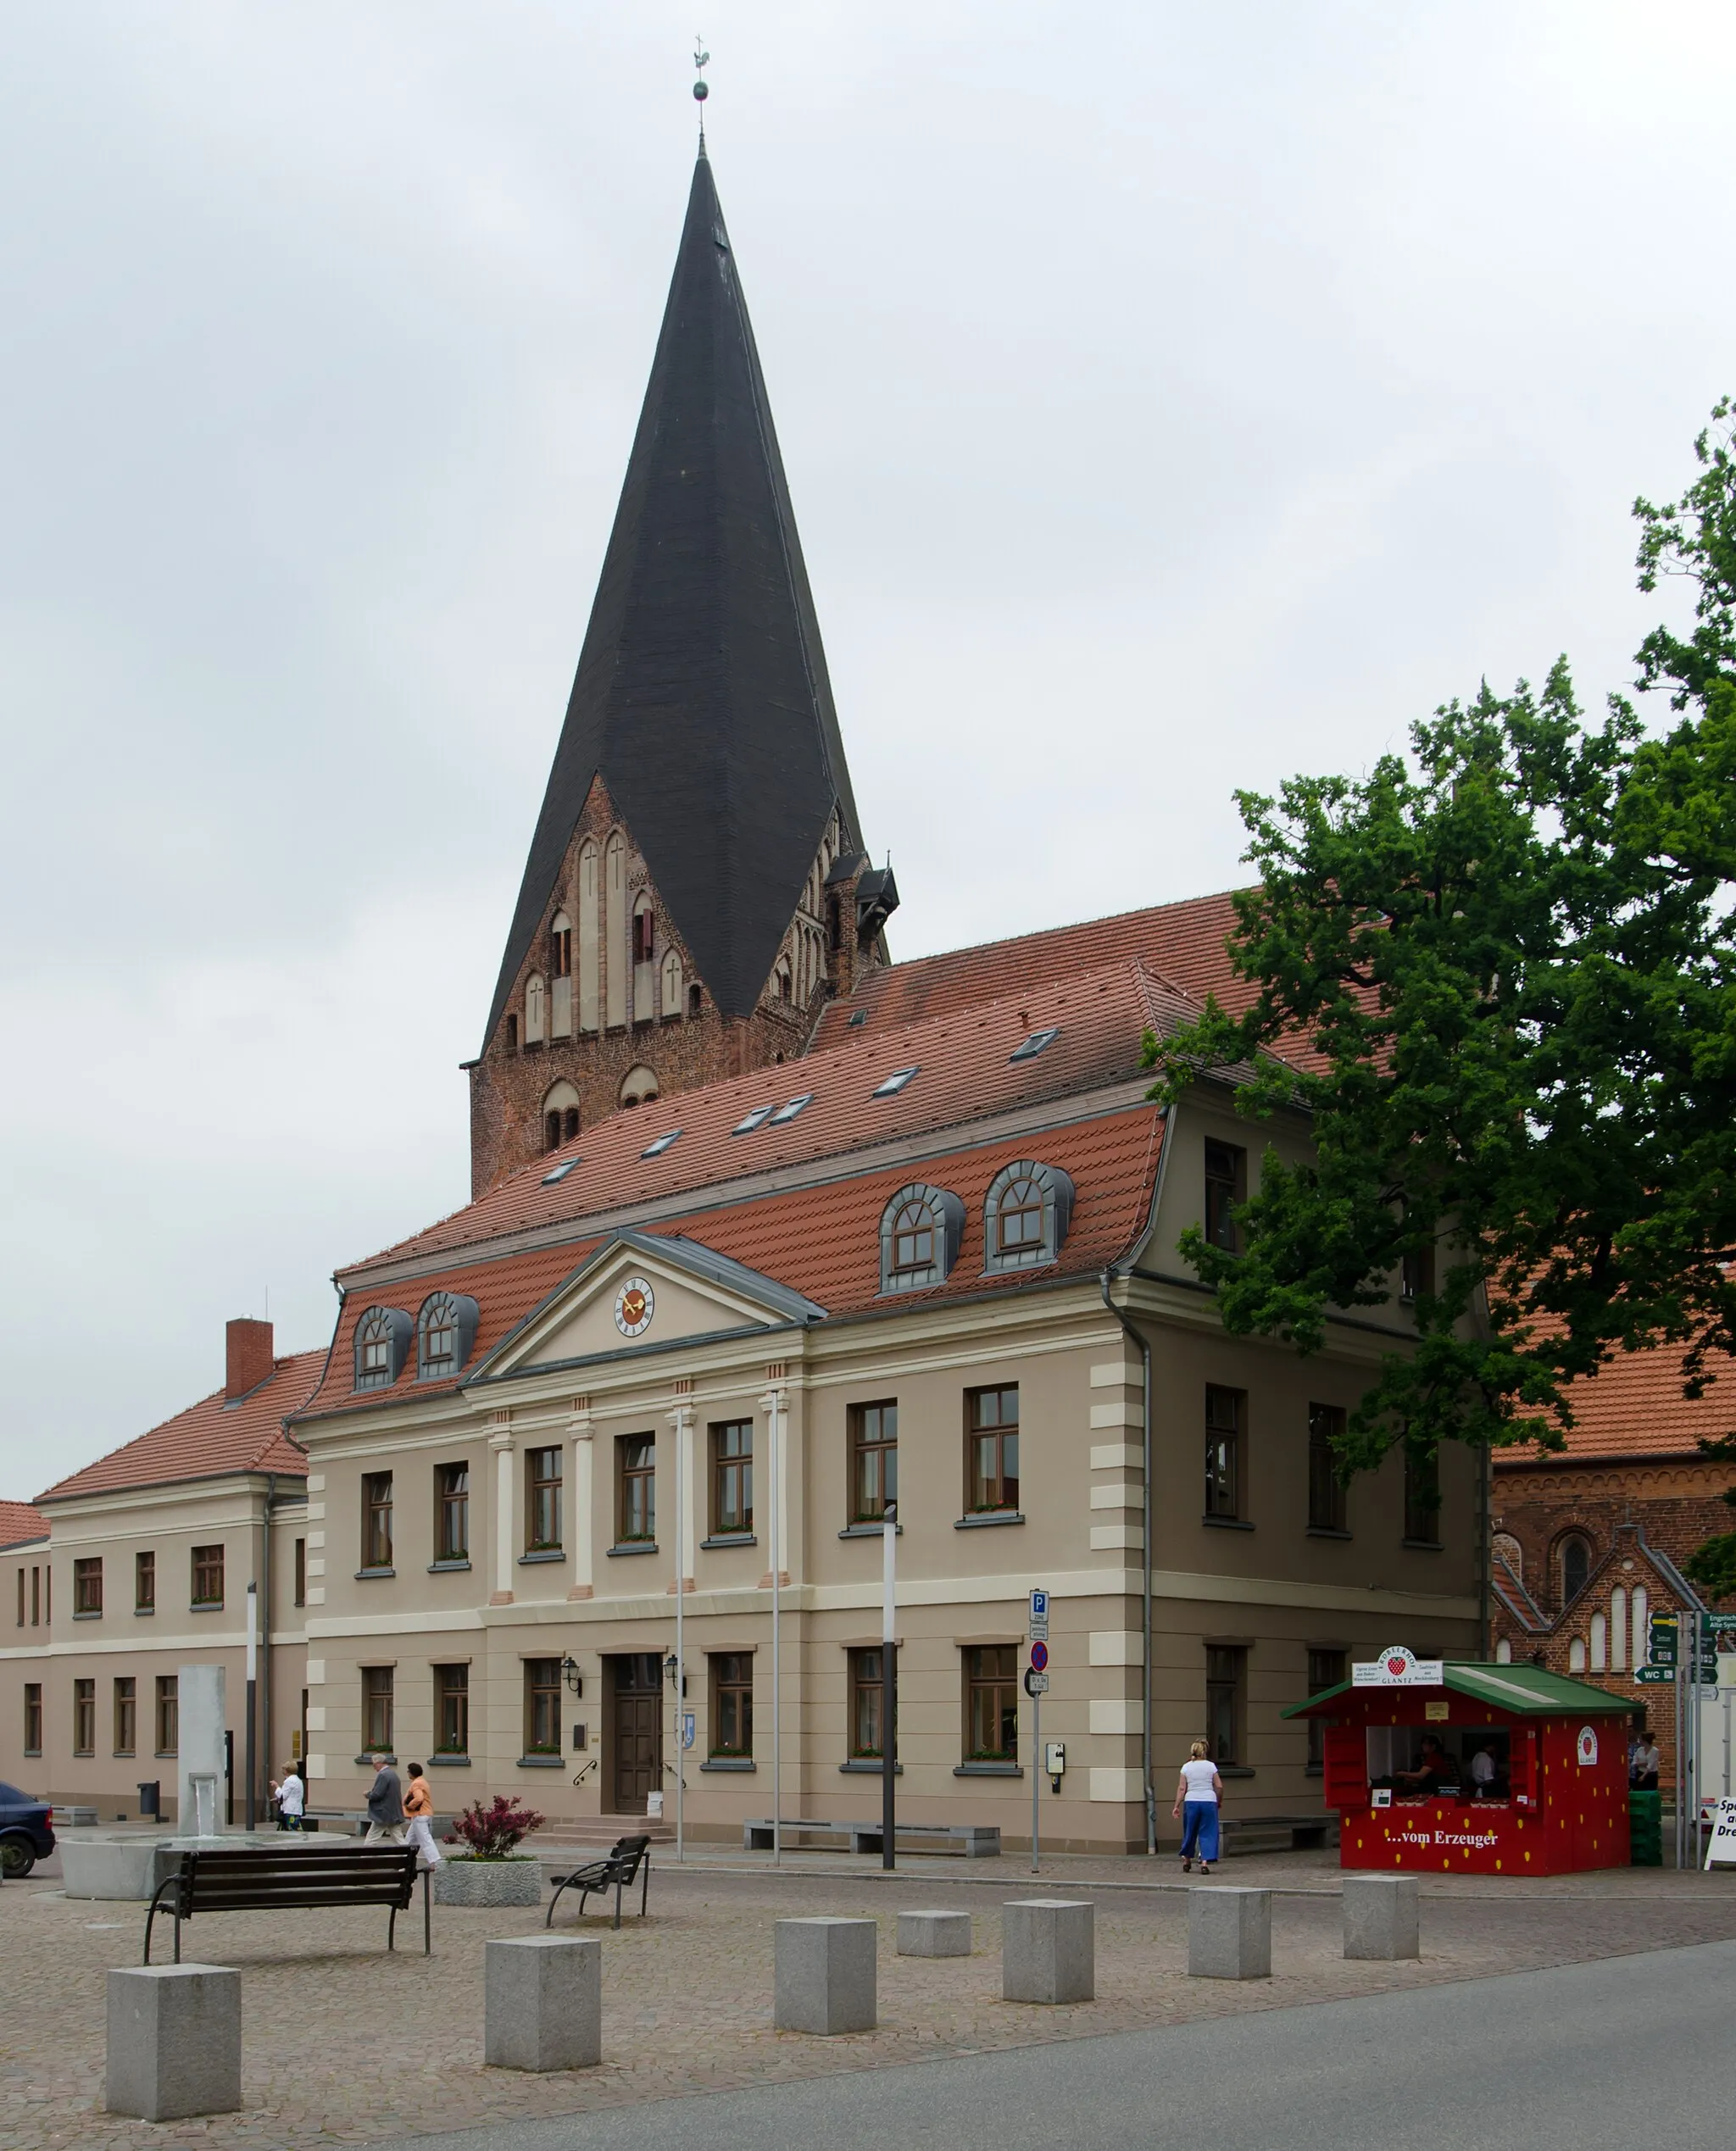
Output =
[{"x1": 481, "y1": 153, "x2": 871, "y2": 1046}]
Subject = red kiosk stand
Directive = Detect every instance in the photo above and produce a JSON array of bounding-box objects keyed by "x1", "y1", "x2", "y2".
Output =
[{"x1": 1286, "y1": 1647, "x2": 1635, "y2": 1876}]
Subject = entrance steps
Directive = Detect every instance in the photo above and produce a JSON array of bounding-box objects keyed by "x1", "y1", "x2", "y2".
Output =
[{"x1": 534, "y1": 1813, "x2": 675, "y2": 1849}]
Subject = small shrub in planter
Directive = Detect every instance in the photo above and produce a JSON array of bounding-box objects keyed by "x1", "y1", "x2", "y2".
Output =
[
  {"x1": 435, "y1": 1796, "x2": 549, "y2": 1906},
  {"x1": 444, "y1": 1795, "x2": 546, "y2": 1859}
]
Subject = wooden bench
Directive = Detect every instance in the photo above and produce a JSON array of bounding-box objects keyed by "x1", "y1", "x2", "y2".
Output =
[
  {"x1": 143, "y1": 1845, "x2": 427, "y2": 1964},
  {"x1": 743, "y1": 1818, "x2": 1001, "y2": 1858},
  {"x1": 545, "y1": 1834, "x2": 652, "y2": 1931}
]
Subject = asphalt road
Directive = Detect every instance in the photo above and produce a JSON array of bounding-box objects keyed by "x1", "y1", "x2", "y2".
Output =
[{"x1": 400, "y1": 1938, "x2": 1736, "y2": 2151}]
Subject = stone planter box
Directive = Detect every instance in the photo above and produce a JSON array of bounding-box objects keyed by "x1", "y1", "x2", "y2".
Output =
[{"x1": 434, "y1": 1856, "x2": 542, "y2": 1909}]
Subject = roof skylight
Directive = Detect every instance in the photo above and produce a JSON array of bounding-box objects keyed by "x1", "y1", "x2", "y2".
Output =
[
  {"x1": 640, "y1": 1129, "x2": 682, "y2": 1158},
  {"x1": 848, "y1": 1010, "x2": 868, "y2": 1027},
  {"x1": 873, "y1": 1065, "x2": 920, "y2": 1098},
  {"x1": 1010, "y1": 1026, "x2": 1060, "y2": 1062},
  {"x1": 541, "y1": 1159, "x2": 581, "y2": 1185},
  {"x1": 732, "y1": 1105, "x2": 775, "y2": 1135},
  {"x1": 770, "y1": 1092, "x2": 813, "y2": 1124}
]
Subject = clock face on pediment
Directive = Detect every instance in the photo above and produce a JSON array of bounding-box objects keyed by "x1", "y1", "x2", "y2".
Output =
[{"x1": 613, "y1": 1276, "x2": 655, "y2": 1338}]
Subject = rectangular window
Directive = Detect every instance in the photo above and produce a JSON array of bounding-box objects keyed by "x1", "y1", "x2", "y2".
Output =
[
  {"x1": 526, "y1": 1448, "x2": 563, "y2": 1552},
  {"x1": 710, "y1": 1420, "x2": 754, "y2": 1536},
  {"x1": 1204, "y1": 1138, "x2": 1246, "y2": 1253},
  {"x1": 435, "y1": 1664, "x2": 470, "y2": 1755},
  {"x1": 293, "y1": 1537, "x2": 306, "y2": 1607},
  {"x1": 1205, "y1": 1645, "x2": 1245, "y2": 1765},
  {"x1": 1307, "y1": 1403, "x2": 1348, "y2": 1532},
  {"x1": 1205, "y1": 1387, "x2": 1244, "y2": 1520},
  {"x1": 1400, "y1": 1242, "x2": 1435, "y2": 1304},
  {"x1": 966, "y1": 1385, "x2": 1020, "y2": 1513},
  {"x1": 552, "y1": 920, "x2": 572, "y2": 977},
  {"x1": 74, "y1": 1556, "x2": 103, "y2": 1615},
  {"x1": 618, "y1": 1435, "x2": 656, "y2": 1543},
  {"x1": 135, "y1": 1550, "x2": 155, "y2": 1612},
  {"x1": 14, "y1": 1567, "x2": 21, "y2": 1626},
  {"x1": 191, "y1": 1543, "x2": 225, "y2": 1608},
  {"x1": 362, "y1": 1474, "x2": 394, "y2": 1570},
  {"x1": 709, "y1": 1652, "x2": 754, "y2": 1758},
  {"x1": 437, "y1": 1464, "x2": 470, "y2": 1561},
  {"x1": 1404, "y1": 1446, "x2": 1441, "y2": 1545},
  {"x1": 964, "y1": 1645, "x2": 1018, "y2": 1762},
  {"x1": 524, "y1": 1658, "x2": 561, "y2": 1756},
  {"x1": 1305, "y1": 1648, "x2": 1348, "y2": 1768},
  {"x1": 155, "y1": 1674, "x2": 178, "y2": 1756},
  {"x1": 848, "y1": 1647, "x2": 887, "y2": 1759},
  {"x1": 849, "y1": 1400, "x2": 899, "y2": 1522},
  {"x1": 31, "y1": 1564, "x2": 40, "y2": 1626},
  {"x1": 73, "y1": 1676, "x2": 96, "y2": 1755},
  {"x1": 362, "y1": 1665, "x2": 394, "y2": 1754},
  {"x1": 24, "y1": 1682, "x2": 42, "y2": 1755},
  {"x1": 114, "y1": 1676, "x2": 136, "y2": 1756}
]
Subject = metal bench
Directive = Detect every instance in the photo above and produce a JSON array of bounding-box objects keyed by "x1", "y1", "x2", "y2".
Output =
[
  {"x1": 143, "y1": 1844, "x2": 426, "y2": 1964},
  {"x1": 545, "y1": 1834, "x2": 652, "y2": 1930},
  {"x1": 743, "y1": 1818, "x2": 1001, "y2": 1857}
]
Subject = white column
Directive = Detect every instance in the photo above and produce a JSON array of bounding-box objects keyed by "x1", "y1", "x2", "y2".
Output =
[
  {"x1": 569, "y1": 1410, "x2": 594, "y2": 1601},
  {"x1": 669, "y1": 1403, "x2": 696, "y2": 1592},
  {"x1": 490, "y1": 1425, "x2": 516, "y2": 1605}
]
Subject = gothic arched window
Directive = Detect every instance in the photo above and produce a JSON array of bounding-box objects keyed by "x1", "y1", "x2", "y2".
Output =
[
  {"x1": 1558, "y1": 1531, "x2": 1593, "y2": 1606},
  {"x1": 417, "y1": 1292, "x2": 479, "y2": 1381},
  {"x1": 542, "y1": 1081, "x2": 580, "y2": 1152},
  {"x1": 353, "y1": 1306, "x2": 413, "y2": 1392},
  {"x1": 879, "y1": 1183, "x2": 965, "y2": 1293},
  {"x1": 982, "y1": 1160, "x2": 1075, "y2": 1273},
  {"x1": 620, "y1": 1064, "x2": 659, "y2": 1109}
]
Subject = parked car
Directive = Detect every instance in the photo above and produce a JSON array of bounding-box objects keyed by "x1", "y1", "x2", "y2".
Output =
[{"x1": 0, "y1": 1781, "x2": 55, "y2": 1878}]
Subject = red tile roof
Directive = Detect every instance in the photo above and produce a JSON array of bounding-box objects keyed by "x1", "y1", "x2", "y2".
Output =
[
  {"x1": 810, "y1": 892, "x2": 1253, "y2": 1052},
  {"x1": 296, "y1": 1104, "x2": 1165, "y2": 1425},
  {"x1": 1497, "y1": 1343, "x2": 1736, "y2": 1467},
  {"x1": 0, "y1": 1500, "x2": 47, "y2": 1549},
  {"x1": 36, "y1": 1350, "x2": 324, "y2": 1505},
  {"x1": 351, "y1": 959, "x2": 1194, "y2": 1277}
]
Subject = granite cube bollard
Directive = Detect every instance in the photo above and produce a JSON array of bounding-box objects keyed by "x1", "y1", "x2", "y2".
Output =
[
  {"x1": 1001, "y1": 1898, "x2": 1094, "y2": 2004},
  {"x1": 1188, "y1": 1887, "x2": 1271, "y2": 1980},
  {"x1": 484, "y1": 1935, "x2": 602, "y2": 2070},
  {"x1": 1343, "y1": 1872, "x2": 1420, "y2": 1960},
  {"x1": 106, "y1": 1965, "x2": 242, "y2": 2121},
  {"x1": 898, "y1": 1909, "x2": 972, "y2": 1957},
  {"x1": 774, "y1": 1918, "x2": 877, "y2": 2033}
]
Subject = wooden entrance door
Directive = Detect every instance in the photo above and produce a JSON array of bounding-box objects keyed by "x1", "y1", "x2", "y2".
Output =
[{"x1": 610, "y1": 1654, "x2": 663, "y2": 1814}]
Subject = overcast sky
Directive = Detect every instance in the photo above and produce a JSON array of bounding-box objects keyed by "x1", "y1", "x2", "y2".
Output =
[{"x1": 3, "y1": 1, "x2": 1733, "y2": 1497}]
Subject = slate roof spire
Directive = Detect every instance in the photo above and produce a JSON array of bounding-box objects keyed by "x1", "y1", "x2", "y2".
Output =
[{"x1": 482, "y1": 152, "x2": 870, "y2": 1042}]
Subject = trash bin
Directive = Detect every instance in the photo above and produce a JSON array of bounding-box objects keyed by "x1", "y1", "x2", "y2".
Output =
[{"x1": 137, "y1": 1781, "x2": 161, "y2": 1823}]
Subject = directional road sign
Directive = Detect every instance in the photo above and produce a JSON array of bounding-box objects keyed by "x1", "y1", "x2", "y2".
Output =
[
  {"x1": 1634, "y1": 1665, "x2": 1675, "y2": 1684},
  {"x1": 1029, "y1": 1640, "x2": 1049, "y2": 1673}
]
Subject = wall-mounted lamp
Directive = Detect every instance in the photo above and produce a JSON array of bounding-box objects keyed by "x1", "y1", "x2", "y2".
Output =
[{"x1": 560, "y1": 1656, "x2": 583, "y2": 1698}]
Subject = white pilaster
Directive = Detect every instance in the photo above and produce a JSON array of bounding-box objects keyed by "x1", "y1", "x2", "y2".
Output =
[
  {"x1": 569, "y1": 1408, "x2": 594, "y2": 1601},
  {"x1": 489, "y1": 1421, "x2": 516, "y2": 1605},
  {"x1": 667, "y1": 1399, "x2": 696, "y2": 1592}
]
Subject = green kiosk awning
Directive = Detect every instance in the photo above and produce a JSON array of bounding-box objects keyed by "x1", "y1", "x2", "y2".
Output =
[{"x1": 1283, "y1": 1661, "x2": 1638, "y2": 1720}]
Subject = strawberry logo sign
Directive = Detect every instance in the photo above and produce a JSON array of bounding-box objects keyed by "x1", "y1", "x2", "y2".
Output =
[
  {"x1": 1353, "y1": 1642, "x2": 1447, "y2": 1688},
  {"x1": 1576, "y1": 1725, "x2": 1599, "y2": 1768}
]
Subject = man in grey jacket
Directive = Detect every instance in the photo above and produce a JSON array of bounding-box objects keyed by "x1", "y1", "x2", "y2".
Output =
[{"x1": 364, "y1": 1754, "x2": 406, "y2": 1843}]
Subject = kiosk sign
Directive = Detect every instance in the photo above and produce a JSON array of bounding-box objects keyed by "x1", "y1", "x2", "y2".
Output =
[{"x1": 1352, "y1": 1643, "x2": 1444, "y2": 1688}]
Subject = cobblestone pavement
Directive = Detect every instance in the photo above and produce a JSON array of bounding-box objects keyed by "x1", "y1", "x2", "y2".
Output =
[{"x1": 3, "y1": 1852, "x2": 1733, "y2": 2151}]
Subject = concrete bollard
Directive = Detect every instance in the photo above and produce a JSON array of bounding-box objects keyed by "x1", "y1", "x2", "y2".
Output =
[
  {"x1": 485, "y1": 1935, "x2": 602, "y2": 2070},
  {"x1": 1001, "y1": 1898, "x2": 1094, "y2": 2004},
  {"x1": 774, "y1": 1917, "x2": 877, "y2": 2034},
  {"x1": 106, "y1": 1965, "x2": 242, "y2": 2121},
  {"x1": 898, "y1": 1909, "x2": 972, "y2": 1957},
  {"x1": 1188, "y1": 1887, "x2": 1271, "y2": 1980},
  {"x1": 1342, "y1": 1873, "x2": 1420, "y2": 1960}
]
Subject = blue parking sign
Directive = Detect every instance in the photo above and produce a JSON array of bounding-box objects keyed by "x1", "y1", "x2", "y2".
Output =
[{"x1": 1030, "y1": 1589, "x2": 1049, "y2": 1620}]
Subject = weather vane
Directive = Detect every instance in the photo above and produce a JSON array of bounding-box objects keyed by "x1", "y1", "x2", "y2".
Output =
[{"x1": 693, "y1": 38, "x2": 709, "y2": 142}]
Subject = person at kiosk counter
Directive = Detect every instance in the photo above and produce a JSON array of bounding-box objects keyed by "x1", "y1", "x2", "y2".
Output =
[{"x1": 1392, "y1": 1733, "x2": 1455, "y2": 1795}]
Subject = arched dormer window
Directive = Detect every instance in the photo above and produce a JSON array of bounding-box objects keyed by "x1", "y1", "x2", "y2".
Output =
[
  {"x1": 1558, "y1": 1531, "x2": 1593, "y2": 1607},
  {"x1": 879, "y1": 1182, "x2": 965, "y2": 1293},
  {"x1": 417, "y1": 1292, "x2": 480, "y2": 1381},
  {"x1": 620, "y1": 1064, "x2": 659, "y2": 1109},
  {"x1": 542, "y1": 1080, "x2": 580, "y2": 1152},
  {"x1": 982, "y1": 1160, "x2": 1075, "y2": 1273},
  {"x1": 353, "y1": 1306, "x2": 413, "y2": 1392},
  {"x1": 772, "y1": 957, "x2": 792, "y2": 1003},
  {"x1": 525, "y1": 973, "x2": 547, "y2": 1045},
  {"x1": 660, "y1": 948, "x2": 683, "y2": 1018}
]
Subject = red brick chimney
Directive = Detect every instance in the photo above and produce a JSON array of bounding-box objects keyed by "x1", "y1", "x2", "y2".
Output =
[{"x1": 225, "y1": 1318, "x2": 275, "y2": 1401}]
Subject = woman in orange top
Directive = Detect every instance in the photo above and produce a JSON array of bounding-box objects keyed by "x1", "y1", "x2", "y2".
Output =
[{"x1": 402, "y1": 1762, "x2": 443, "y2": 1870}]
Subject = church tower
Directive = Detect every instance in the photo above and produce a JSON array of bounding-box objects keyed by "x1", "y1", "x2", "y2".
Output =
[{"x1": 469, "y1": 148, "x2": 895, "y2": 1196}]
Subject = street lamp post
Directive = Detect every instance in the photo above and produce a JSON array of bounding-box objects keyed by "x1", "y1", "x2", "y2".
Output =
[{"x1": 882, "y1": 1501, "x2": 897, "y2": 1871}]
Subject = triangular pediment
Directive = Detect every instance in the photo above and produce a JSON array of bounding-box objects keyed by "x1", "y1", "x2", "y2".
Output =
[{"x1": 477, "y1": 1229, "x2": 826, "y2": 1380}]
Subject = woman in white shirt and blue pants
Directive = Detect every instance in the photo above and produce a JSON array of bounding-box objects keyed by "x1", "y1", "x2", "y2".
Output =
[{"x1": 1173, "y1": 1740, "x2": 1223, "y2": 1872}]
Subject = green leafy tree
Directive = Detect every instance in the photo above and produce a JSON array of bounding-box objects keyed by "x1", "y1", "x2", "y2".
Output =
[{"x1": 1143, "y1": 405, "x2": 1736, "y2": 1524}]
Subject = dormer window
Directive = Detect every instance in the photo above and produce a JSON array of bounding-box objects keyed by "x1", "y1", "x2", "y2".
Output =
[
  {"x1": 641, "y1": 1128, "x2": 682, "y2": 1158},
  {"x1": 417, "y1": 1292, "x2": 480, "y2": 1381},
  {"x1": 1010, "y1": 1027, "x2": 1060, "y2": 1062},
  {"x1": 353, "y1": 1307, "x2": 413, "y2": 1392},
  {"x1": 879, "y1": 1182, "x2": 965, "y2": 1293},
  {"x1": 770, "y1": 1092, "x2": 812, "y2": 1125},
  {"x1": 732, "y1": 1105, "x2": 775, "y2": 1135},
  {"x1": 873, "y1": 1065, "x2": 919, "y2": 1098},
  {"x1": 983, "y1": 1160, "x2": 1075, "y2": 1272}
]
